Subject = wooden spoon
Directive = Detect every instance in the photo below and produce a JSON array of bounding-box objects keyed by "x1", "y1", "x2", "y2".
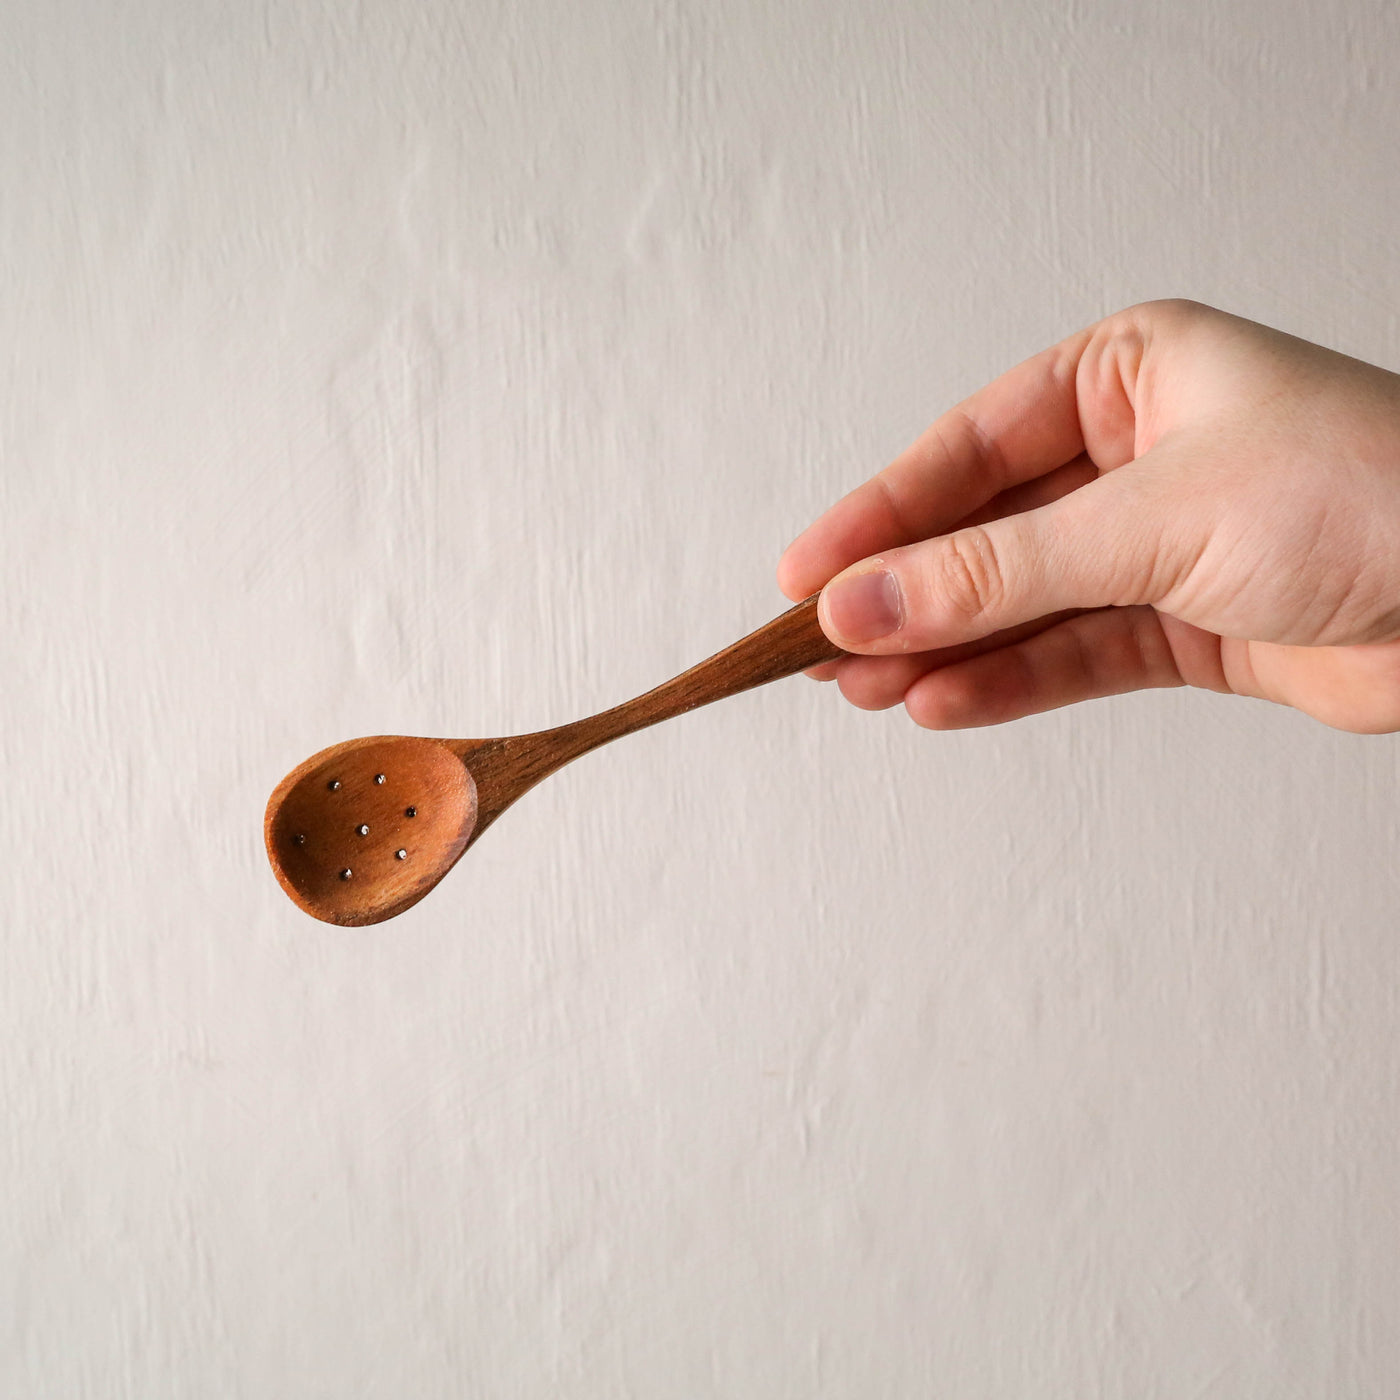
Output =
[{"x1": 264, "y1": 593, "x2": 843, "y2": 926}]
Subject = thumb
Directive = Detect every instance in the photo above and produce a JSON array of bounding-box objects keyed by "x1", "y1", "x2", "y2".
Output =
[{"x1": 817, "y1": 475, "x2": 1162, "y2": 653}]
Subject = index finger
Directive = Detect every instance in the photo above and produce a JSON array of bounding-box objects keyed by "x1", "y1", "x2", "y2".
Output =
[{"x1": 777, "y1": 325, "x2": 1097, "y2": 600}]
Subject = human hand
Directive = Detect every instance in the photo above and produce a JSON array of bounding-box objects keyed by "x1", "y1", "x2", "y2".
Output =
[{"x1": 778, "y1": 300, "x2": 1400, "y2": 733}]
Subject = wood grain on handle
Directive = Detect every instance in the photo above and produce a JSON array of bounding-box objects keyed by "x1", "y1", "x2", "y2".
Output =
[
  {"x1": 644, "y1": 589, "x2": 837, "y2": 706},
  {"x1": 562, "y1": 592, "x2": 841, "y2": 745},
  {"x1": 458, "y1": 594, "x2": 843, "y2": 822}
]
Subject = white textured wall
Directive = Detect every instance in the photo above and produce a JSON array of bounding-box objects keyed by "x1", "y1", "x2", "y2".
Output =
[{"x1": 4, "y1": 1, "x2": 1399, "y2": 1395}]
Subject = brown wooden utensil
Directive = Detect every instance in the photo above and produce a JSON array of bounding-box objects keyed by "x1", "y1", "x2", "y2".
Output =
[{"x1": 265, "y1": 593, "x2": 844, "y2": 926}]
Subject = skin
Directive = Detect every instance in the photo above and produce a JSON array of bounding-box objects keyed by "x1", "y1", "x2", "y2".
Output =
[{"x1": 778, "y1": 299, "x2": 1400, "y2": 734}]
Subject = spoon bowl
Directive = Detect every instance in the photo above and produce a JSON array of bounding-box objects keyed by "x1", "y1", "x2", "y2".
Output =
[{"x1": 266, "y1": 735, "x2": 478, "y2": 925}]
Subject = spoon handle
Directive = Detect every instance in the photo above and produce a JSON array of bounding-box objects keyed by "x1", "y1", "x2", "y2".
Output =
[
  {"x1": 549, "y1": 592, "x2": 842, "y2": 757},
  {"x1": 618, "y1": 589, "x2": 843, "y2": 724},
  {"x1": 453, "y1": 593, "x2": 844, "y2": 832}
]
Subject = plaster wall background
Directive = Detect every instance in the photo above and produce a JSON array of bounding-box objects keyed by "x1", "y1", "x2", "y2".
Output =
[{"x1": 3, "y1": 0, "x2": 1399, "y2": 1394}]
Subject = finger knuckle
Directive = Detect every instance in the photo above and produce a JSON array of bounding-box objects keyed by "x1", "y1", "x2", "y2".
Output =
[
  {"x1": 1129, "y1": 296, "x2": 1211, "y2": 326},
  {"x1": 933, "y1": 526, "x2": 1005, "y2": 625}
]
